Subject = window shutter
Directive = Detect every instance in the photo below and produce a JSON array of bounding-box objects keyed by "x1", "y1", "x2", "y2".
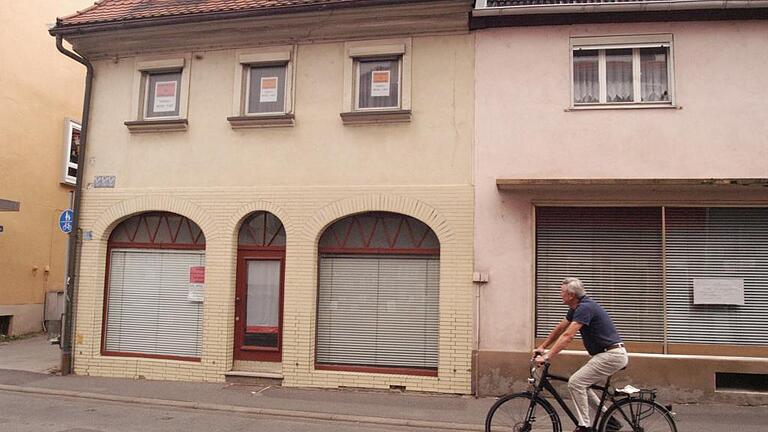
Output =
[
  {"x1": 317, "y1": 255, "x2": 439, "y2": 369},
  {"x1": 666, "y1": 208, "x2": 768, "y2": 345},
  {"x1": 535, "y1": 207, "x2": 664, "y2": 343},
  {"x1": 105, "y1": 249, "x2": 204, "y2": 358}
]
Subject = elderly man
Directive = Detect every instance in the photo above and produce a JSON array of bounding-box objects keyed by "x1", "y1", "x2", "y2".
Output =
[{"x1": 533, "y1": 277, "x2": 628, "y2": 432}]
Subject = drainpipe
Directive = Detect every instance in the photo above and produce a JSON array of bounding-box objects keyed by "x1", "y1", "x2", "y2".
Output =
[{"x1": 55, "y1": 33, "x2": 93, "y2": 376}]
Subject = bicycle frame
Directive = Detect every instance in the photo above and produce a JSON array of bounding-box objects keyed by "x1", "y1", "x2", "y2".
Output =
[{"x1": 531, "y1": 363, "x2": 615, "y2": 430}]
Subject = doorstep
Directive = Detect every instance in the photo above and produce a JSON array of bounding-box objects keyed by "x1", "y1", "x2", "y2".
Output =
[{"x1": 224, "y1": 370, "x2": 283, "y2": 386}]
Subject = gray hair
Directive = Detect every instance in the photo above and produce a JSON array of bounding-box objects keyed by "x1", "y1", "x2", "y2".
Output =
[{"x1": 562, "y1": 277, "x2": 586, "y2": 298}]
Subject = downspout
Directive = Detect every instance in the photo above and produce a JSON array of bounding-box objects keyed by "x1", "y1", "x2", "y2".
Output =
[{"x1": 55, "y1": 33, "x2": 93, "y2": 376}]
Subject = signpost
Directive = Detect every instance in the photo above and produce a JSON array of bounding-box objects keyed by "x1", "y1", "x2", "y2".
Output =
[{"x1": 59, "y1": 209, "x2": 74, "y2": 234}]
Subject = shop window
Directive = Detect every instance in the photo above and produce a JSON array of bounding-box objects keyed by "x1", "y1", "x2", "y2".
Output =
[
  {"x1": 235, "y1": 211, "x2": 286, "y2": 362},
  {"x1": 103, "y1": 212, "x2": 205, "y2": 360},
  {"x1": 535, "y1": 206, "x2": 768, "y2": 356},
  {"x1": 316, "y1": 212, "x2": 439, "y2": 374},
  {"x1": 571, "y1": 35, "x2": 674, "y2": 108},
  {"x1": 228, "y1": 47, "x2": 295, "y2": 128}
]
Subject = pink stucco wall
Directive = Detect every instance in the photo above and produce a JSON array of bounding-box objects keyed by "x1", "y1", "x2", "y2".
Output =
[{"x1": 474, "y1": 20, "x2": 768, "y2": 352}]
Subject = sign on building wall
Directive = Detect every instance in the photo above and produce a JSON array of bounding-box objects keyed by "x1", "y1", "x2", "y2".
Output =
[
  {"x1": 693, "y1": 278, "x2": 745, "y2": 305},
  {"x1": 188, "y1": 266, "x2": 205, "y2": 302},
  {"x1": 59, "y1": 209, "x2": 74, "y2": 234}
]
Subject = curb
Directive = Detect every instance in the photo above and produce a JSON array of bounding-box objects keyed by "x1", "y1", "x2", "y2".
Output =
[{"x1": 0, "y1": 384, "x2": 484, "y2": 431}]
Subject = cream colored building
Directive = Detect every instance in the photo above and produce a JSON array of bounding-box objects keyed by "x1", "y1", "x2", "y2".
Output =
[
  {"x1": 0, "y1": 0, "x2": 91, "y2": 336},
  {"x1": 51, "y1": 0, "x2": 476, "y2": 393}
]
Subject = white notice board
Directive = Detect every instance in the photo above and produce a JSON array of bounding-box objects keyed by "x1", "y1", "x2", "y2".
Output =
[{"x1": 693, "y1": 278, "x2": 745, "y2": 305}]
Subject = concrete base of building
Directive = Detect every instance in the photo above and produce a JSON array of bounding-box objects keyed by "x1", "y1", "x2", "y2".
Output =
[
  {"x1": 475, "y1": 350, "x2": 768, "y2": 404},
  {"x1": 0, "y1": 304, "x2": 43, "y2": 336}
]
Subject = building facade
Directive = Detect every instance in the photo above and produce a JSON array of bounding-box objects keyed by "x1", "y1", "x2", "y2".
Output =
[
  {"x1": 51, "y1": 0, "x2": 476, "y2": 393},
  {"x1": 472, "y1": 1, "x2": 768, "y2": 399},
  {"x1": 0, "y1": 0, "x2": 91, "y2": 336}
]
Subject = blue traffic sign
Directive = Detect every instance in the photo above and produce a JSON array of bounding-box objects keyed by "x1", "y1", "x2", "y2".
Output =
[{"x1": 59, "y1": 209, "x2": 74, "y2": 234}]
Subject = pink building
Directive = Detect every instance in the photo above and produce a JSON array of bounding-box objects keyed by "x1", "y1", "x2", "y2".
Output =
[{"x1": 471, "y1": 1, "x2": 768, "y2": 400}]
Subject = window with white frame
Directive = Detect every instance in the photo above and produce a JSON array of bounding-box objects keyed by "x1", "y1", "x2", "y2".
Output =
[
  {"x1": 229, "y1": 47, "x2": 295, "y2": 128},
  {"x1": 355, "y1": 57, "x2": 401, "y2": 110},
  {"x1": 61, "y1": 119, "x2": 80, "y2": 185},
  {"x1": 572, "y1": 36, "x2": 673, "y2": 107}
]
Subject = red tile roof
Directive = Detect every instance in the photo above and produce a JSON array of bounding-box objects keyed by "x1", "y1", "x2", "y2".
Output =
[{"x1": 58, "y1": 0, "x2": 402, "y2": 27}]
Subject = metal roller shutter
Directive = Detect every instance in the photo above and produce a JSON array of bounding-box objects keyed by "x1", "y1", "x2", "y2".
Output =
[
  {"x1": 105, "y1": 249, "x2": 204, "y2": 358},
  {"x1": 666, "y1": 208, "x2": 768, "y2": 345},
  {"x1": 536, "y1": 207, "x2": 664, "y2": 343},
  {"x1": 317, "y1": 255, "x2": 439, "y2": 369}
]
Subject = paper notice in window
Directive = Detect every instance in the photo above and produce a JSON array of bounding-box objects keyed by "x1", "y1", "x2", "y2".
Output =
[
  {"x1": 153, "y1": 81, "x2": 178, "y2": 112},
  {"x1": 370, "y1": 70, "x2": 390, "y2": 97},
  {"x1": 260, "y1": 77, "x2": 279, "y2": 103},
  {"x1": 693, "y1": 278, "x2": 745, "y2": 305},
  {"x1": 188, "y1": 284, "x2": 204, "y2": 302},
  {"x1": 189, "y1": 266, "x2": 205, "y2": 284}
]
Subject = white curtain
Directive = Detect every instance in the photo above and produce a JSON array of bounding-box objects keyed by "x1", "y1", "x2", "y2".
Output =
[
  {"x1": 246, "y1": 260, "x2": 280, "y2": 327},
  {"x1": 573, "y1": 51, "x2": 599, "y2": 104},
  {"x1": 606, "y1": 49, "x2": 633, "y2": 103},
  {"x1": 641, "y1": 48, "x2": 669, "y2": 102}
]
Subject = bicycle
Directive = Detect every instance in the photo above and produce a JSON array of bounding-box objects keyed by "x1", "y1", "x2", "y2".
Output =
[{"x1": 485, "y1": 358, "x2": 678, "y2": 432}]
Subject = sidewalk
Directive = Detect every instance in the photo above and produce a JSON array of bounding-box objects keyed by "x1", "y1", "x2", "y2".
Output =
[{"x1": 0, "y1": 368, "x2": 767, "y2": 431}]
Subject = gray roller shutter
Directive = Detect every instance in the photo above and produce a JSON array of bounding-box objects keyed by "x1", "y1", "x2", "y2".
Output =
[
  {"x1": 535, "y1": 207, "x2": 664, "y2": 343},
  {"x1": 317, "y1": 255, "x2": 439, "y2": 369},
  {"x1": 105, "y1": 249, "x2": 204, "y2": 358},
  {"x1": 666, "y1": 207, "x2": 768, "y2": 345}
]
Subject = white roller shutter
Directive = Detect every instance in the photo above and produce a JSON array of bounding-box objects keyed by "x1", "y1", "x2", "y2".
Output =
[
  {"x1": 105, "y1": 249, "x2": 204, "y2": 358},
  {"x1": 317, "y1": 255, "x2": 439, "y2": 369},
  {"x1": 666, "y1": 207, "x2": 768, "y2": 345},
  {"x1": 535, "y1": 207, "x2": 664, "y2": 343}
]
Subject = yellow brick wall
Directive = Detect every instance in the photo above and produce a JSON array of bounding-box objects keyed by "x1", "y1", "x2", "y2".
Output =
[{"x1": 72, "y1": 185, "x2": 474, "y2": 393}]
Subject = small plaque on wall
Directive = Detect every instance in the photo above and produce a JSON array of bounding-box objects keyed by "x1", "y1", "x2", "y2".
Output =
[{"x1": 693, "y1": 278, "x2": 745, "y2": 305}]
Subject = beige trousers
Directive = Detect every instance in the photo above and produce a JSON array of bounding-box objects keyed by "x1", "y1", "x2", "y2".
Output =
[{"x1": 567, "y1": 347, "x2": 629, "y2": 427}]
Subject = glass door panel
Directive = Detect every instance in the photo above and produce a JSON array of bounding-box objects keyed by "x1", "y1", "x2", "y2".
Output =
[{"x1": 244, "y1": 260, "x2": 281, "y2": 349}]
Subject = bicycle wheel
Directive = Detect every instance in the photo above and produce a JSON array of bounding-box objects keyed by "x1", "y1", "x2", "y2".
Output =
[
  {"x1": 597, "y1": 398, "x2": 677, "y2": 432},
  {"x1": 485, "y1": 392, "x2": 561, "y2": 432}
]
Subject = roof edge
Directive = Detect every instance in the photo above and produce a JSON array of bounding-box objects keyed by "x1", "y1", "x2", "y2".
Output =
[
  {"x1": 473, "y1": 0, "x2": 768, "y2": 17},
  {"x1": 50, "y1": 0, "x2": 461, "y2": 36}
]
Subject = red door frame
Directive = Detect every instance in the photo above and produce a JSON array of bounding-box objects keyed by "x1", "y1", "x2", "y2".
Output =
[{"x1": 234, "y1": 247, "x2": 285, "y2": 362}]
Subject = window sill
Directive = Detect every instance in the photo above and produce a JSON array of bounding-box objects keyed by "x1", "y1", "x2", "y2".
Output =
[
  {"x1": 125, "y1": 119, "x2": 188, "y2": 133},
  {"x1": 566, "y1": 104, "x2": 680, "y2": 112},
  {"x1": 227, "y1": 114, "x2": 294, "y2": 129},
  {"x1": 340, "y1": 109, "x2": 411, "y2": 125}
]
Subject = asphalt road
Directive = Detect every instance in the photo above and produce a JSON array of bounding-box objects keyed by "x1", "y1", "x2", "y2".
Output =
[{"x1": 0, "y1": 391, "x2": 462, "y2": 432}]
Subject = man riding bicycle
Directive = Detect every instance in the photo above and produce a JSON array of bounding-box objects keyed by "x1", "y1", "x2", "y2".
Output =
[{"x1": 533, "y1": 277, "x2": 628, "y2": 432}]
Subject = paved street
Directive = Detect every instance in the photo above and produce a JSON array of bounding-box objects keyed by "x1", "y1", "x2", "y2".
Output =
[
  {"x1": 0, "y1": 391, "x2": 449, "y2": 432},
  {"x1": 0, "y1": 334, "x2": 59, "y2": 373}
]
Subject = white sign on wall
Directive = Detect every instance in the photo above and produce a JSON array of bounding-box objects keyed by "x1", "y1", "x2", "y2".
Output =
[
  {"x1": 693, "y1": 278, "x2": 745, "y2": 305},
  {"x1": 188, "y1": 266, "x2": 205, "y2": 302}
]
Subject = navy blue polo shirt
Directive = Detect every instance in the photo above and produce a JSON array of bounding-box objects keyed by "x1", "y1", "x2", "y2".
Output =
[{"x1": 565, "y1": 296, "x2": 623, "y2": 356}]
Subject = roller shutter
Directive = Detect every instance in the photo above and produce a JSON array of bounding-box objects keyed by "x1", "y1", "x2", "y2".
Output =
[
  {"x1": 105, "y1": 249, "x2": 204, "y2": 358},
  {"x1": 317, "y1": 255, "x2": 439, "y2": 369},
  {"x1": 535, "y1": 207, "x2": 664, "y2": 343},
  {"x1": 666, "y1": 207, "x2": 768, "y2": 345}
]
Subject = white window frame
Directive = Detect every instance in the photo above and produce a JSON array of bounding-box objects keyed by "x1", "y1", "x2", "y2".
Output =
[
  {"x1": 61, "y1": 119, "x2": 80, "y2": 186},
  {"x1": 353, "y1": 56, "x2": 403, "y2": 111},
  {"x1": 570, "y1": 34, "x2": 675, "y2": 109},
  {"x1": 130, "y1": 55, "x2": 191, "y2": 122},
  {"x1": 343, "y1": 38, "x2": 412, "y2": 113},
  {"x1": 233, "y1": 46, "x2": 295, "y2": 117}
]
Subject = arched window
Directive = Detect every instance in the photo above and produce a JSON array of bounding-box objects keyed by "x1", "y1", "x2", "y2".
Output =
[
  {"x1": 234, "y1": 211, "x2": 286, "y2": 363},
  {"x1": 316, "y1": 212, "x2": 440, "y2": 374},
  {"x1": 103, "y1": 212, "x2": 205, "y2": 360}
]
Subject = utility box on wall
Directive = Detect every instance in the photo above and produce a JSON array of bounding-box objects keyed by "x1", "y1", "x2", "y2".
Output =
[{"x1": 44, "y1": 291, "x2": 65, "y2": 336}]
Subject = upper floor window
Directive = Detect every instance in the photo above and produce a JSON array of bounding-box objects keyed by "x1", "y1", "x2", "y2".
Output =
[
  {"x1": 126, "y1": 56, "x2": 191, "y2": 132},
  {"x1": 61, "y1": 119, "x2": 80, "y2": 186},
  {"x1": 341, "y1": 39, "x2": 412, "y2": 125},
  {"x1": 228, "y1": 47, "x2": 295, "y2": 128},
  {"x1": 571, "y1": 35, "x2": 674, "y2": 108},
  {"x1": 355, "y1": 57, "x2": 401, "y2": 110},
  {"x1": 144, "y1": 70, "x2": 182, "y2": 118}
]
